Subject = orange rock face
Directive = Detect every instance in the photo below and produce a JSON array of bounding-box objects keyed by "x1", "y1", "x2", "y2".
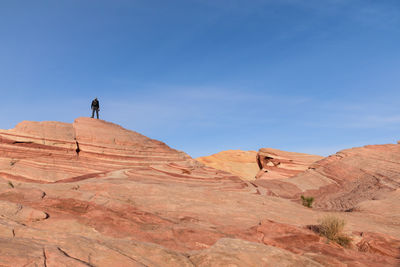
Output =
[
  {"x1": 256, "y1": 148, "x2": 323, "y2": 180},
  {"x1": 196, "y1": 150, "x2": 259, "y2": 180},
  {"x1": 300, "y1": 145, "x2": 400, "y2": 212},
  {"x1": 255, "y1": 145, "x2": 400, "y2": 212},
  {"x1": 196, "y1": 148, "x2": 322, "y2": 182},
  {"x1": 0, "y1": 118, "x2": 399, "y2": 266}
]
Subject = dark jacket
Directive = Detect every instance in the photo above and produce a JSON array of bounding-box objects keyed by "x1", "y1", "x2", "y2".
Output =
[{"x1": 91, "y1": 99, "x2": 100, "y2": 110}]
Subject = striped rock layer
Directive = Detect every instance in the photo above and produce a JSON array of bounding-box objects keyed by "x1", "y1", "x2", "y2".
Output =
[
  {"x1": 256, "y1": 148, "x2": 323, "y2": 180},
  {"x1": 0, "y1": 118, "x2": 398, "y2": 266},
  {"x1": 196, "y1": 150, "x2": 259, "y2": 181},
  {"x1": 254, "y1": 144, "x2": 400, "y2": 214}
]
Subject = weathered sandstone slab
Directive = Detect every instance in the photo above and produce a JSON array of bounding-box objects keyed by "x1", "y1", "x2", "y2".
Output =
[
  {"x1": 196, "y1": 148, "x2": 323, "y2": 181},
  {"x1": 0, "y1": 118, "x2": 398, "y2": 266},
  {"x1": 196, "y1": 150, "x2": 259, "y2": 180},
  {"x1": 256, "y1": 148, "x2": 323, "y2": 180},
  {"x1": 256, "y1": 144, "x2": 400, "y2": 212},
  {"x1": 189, "y1": 238, "x2": 323, "y2": 267}
]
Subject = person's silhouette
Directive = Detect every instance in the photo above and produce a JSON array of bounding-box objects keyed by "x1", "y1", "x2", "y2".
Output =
[{"x1": 91, "y1": 98, "x2": 100, "y2": 119}]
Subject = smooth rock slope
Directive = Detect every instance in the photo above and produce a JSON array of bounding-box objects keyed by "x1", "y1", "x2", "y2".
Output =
[
  {"x1": 196, "y1": 150, "x2": 259, "y2": 180},
  {"x1": 254, "y1": 144, "x2": 400, "y2": 212},
  {"x1": 0, "y1": 118, "x2": 398, "y2": 266}
]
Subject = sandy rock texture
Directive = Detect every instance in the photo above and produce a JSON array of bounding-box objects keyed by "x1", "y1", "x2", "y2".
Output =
[
  {"x1": 0, "y1": 118, "x2": 398, "y2": 266},
  {"x1": 254, "y1": 145, "x2": 400, "y2": 213},
  {"x1": 196, "y1": 150, "x2": 259, "y2": 180},
  {"x1": 256, "y1": 148, "x2": 323, "y2": 180},
  {"x1": 196, "y1": 148, "x2": 322, "y2": 182}
]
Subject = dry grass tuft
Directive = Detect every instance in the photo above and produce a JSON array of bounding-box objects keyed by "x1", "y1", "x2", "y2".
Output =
[{"x1": 318, "y1": 215, "x2": 352, "y2": 248}]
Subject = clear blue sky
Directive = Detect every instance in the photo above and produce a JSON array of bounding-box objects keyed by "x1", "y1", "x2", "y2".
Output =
[{"x1": 1, "y1": 0, "x2": 399, "y2": 157}]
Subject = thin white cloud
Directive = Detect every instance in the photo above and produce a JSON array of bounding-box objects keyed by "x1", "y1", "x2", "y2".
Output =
[{"x1": 346, "y1": 115, "x2": 400, "y2": 129}]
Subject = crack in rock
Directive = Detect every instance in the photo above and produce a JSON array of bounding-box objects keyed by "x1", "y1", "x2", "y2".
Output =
[
  {"x1": 75, "y1": 140, "x2": 81, "y2": 156},
  {"x1": 57, "y1": 247, "x2": 94, "y2": 267},
  {"x1": 14, "y1": 204, "x2": 23, "y2": 215},
  {"x1": 43, "y1": 248, "x2": 47, "y2": 267}
]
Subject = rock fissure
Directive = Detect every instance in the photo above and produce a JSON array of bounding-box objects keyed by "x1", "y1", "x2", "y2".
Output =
[
  {"x1": 57, "y1": 247, "x2": 94, "y2": 267},
  {"x1": 75, "y1": 140, "x2": 81, "y2": 155},
  {"x1": 13, "y1": 141, "x2": 33, "y2": 144},
  {"x1": 43, "y1": 248, "x2": 47, "y2": 267},
  {"x1": 108, "y1": 247, "x2": 148, "y2": 267}
]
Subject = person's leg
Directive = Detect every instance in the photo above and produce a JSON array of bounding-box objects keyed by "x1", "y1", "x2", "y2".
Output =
[
  {"x1": 91, "y1": 108, "x2": 95, "y2": 118},
  {"x1": 96, "y1": 109, "x2": 99, "y2": 119}
]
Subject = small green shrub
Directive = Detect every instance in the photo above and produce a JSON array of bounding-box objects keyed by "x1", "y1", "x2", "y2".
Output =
[
  {"x1": 301, "y1": 195, "x2": 314, "y2": 208},
  {"x1": 319, "y1": 215, "x2": 352, "y2": 247}
]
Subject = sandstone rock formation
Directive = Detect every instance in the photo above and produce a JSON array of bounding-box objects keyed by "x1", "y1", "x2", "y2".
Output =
[
  {"x1": 196, "y1": 148, "x2": 323, "y2": 182},
  {"x1": 256, "y1": 148, "x2": 323, "y2": 180},
  {"x1": 301, "y1": 144, "x2": 400, "y2": 212},
  {"x1": 254, "y1": 144, "x2": 400, "y2": 213},
  {"x1": 196, "y1": 150, "x2": 259, "y2": 180},
  {"x1": 0, "y1": 118, "x2": 398, "y2": 266}
]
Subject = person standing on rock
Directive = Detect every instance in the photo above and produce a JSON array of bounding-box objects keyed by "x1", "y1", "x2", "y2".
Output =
[{"x1": 91, "y1": 97, "x2": 100, "y2": 119}]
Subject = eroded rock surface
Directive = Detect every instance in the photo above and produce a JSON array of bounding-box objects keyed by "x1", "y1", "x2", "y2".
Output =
[
  {"x1": 255, "y1": 145, "x2": 400, "y2": 212},
  {"x1": 0, "y1": 118, "x2": 398, "y2": 266},
  {"x1": 256, "y1": 148, "x2": 323, "y2": 180},
  {"x1": 196, "y1": 150, "x2": 259, "y2": 180},
  {"x1": 189, "y1": 238, "x2": 323, "y2": 267},
  {"x1": 196, "y1": 148, "x2": 323, "y2": 182}
]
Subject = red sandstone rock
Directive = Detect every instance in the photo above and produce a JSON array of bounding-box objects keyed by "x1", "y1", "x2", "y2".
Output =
[
  {"x1": 0, "y1": 118, "x2": 398, "y2": 266},
  {"x1": 256, "y1": 144, "x2": 400, "y2": 212},
  {"x1": 256, "y1": 148, "x2": 323, "y2": 180},
  {"x1": 188, "y1": 238, "x2": 323, "y2": 266}
]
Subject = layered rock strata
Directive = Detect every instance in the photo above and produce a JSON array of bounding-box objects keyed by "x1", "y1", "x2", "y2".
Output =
[
  {"x1": 256, "y1": 148, "x2": 323, "y2": 180},
  {"x1": 0, "y1": 118, "x2": 398, "y2": 266},
  {"x1": 254, "y1": 145, "x2": 400, "y2": 213},
  {"x1": 196, "y1": 148, "x2": 323, "y2": 182},
  {"x1": 196, "y1": 150, "x2": 259, "y2": 180}
]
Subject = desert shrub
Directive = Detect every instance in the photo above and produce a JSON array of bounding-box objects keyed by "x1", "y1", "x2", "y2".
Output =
[
  {"x1": 336, "y1": 234, "x2": 352, "y2": 248},
  {"x1": 319, "y1": 215, "x2": 344, "y2": 240},
  {"x1": 301, "y1": 195, "x2": 314, "y2": 208},
  {"x1": 8, "y1": 181, "x2": 14, "y2": 188},
  {"x1": 319, "y1": 215, "x2": 352, "y2": 247}
]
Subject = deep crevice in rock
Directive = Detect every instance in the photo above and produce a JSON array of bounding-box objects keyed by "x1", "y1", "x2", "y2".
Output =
[
  {"x1": 256, "y1": 154, "x2": 263, "y2": 169},
  {"x1": 75, "y1": 140, "x2": 81, "y2": 156}
]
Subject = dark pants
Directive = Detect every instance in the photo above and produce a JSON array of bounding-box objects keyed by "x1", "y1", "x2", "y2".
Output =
[{"x1": 91, "y1": 108, "x2": 99, "y2": 119}]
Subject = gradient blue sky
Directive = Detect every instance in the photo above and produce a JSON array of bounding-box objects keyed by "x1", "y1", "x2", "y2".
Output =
[{"x1": 1, "y1": 0, "x2": 399, "y2": 157}]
